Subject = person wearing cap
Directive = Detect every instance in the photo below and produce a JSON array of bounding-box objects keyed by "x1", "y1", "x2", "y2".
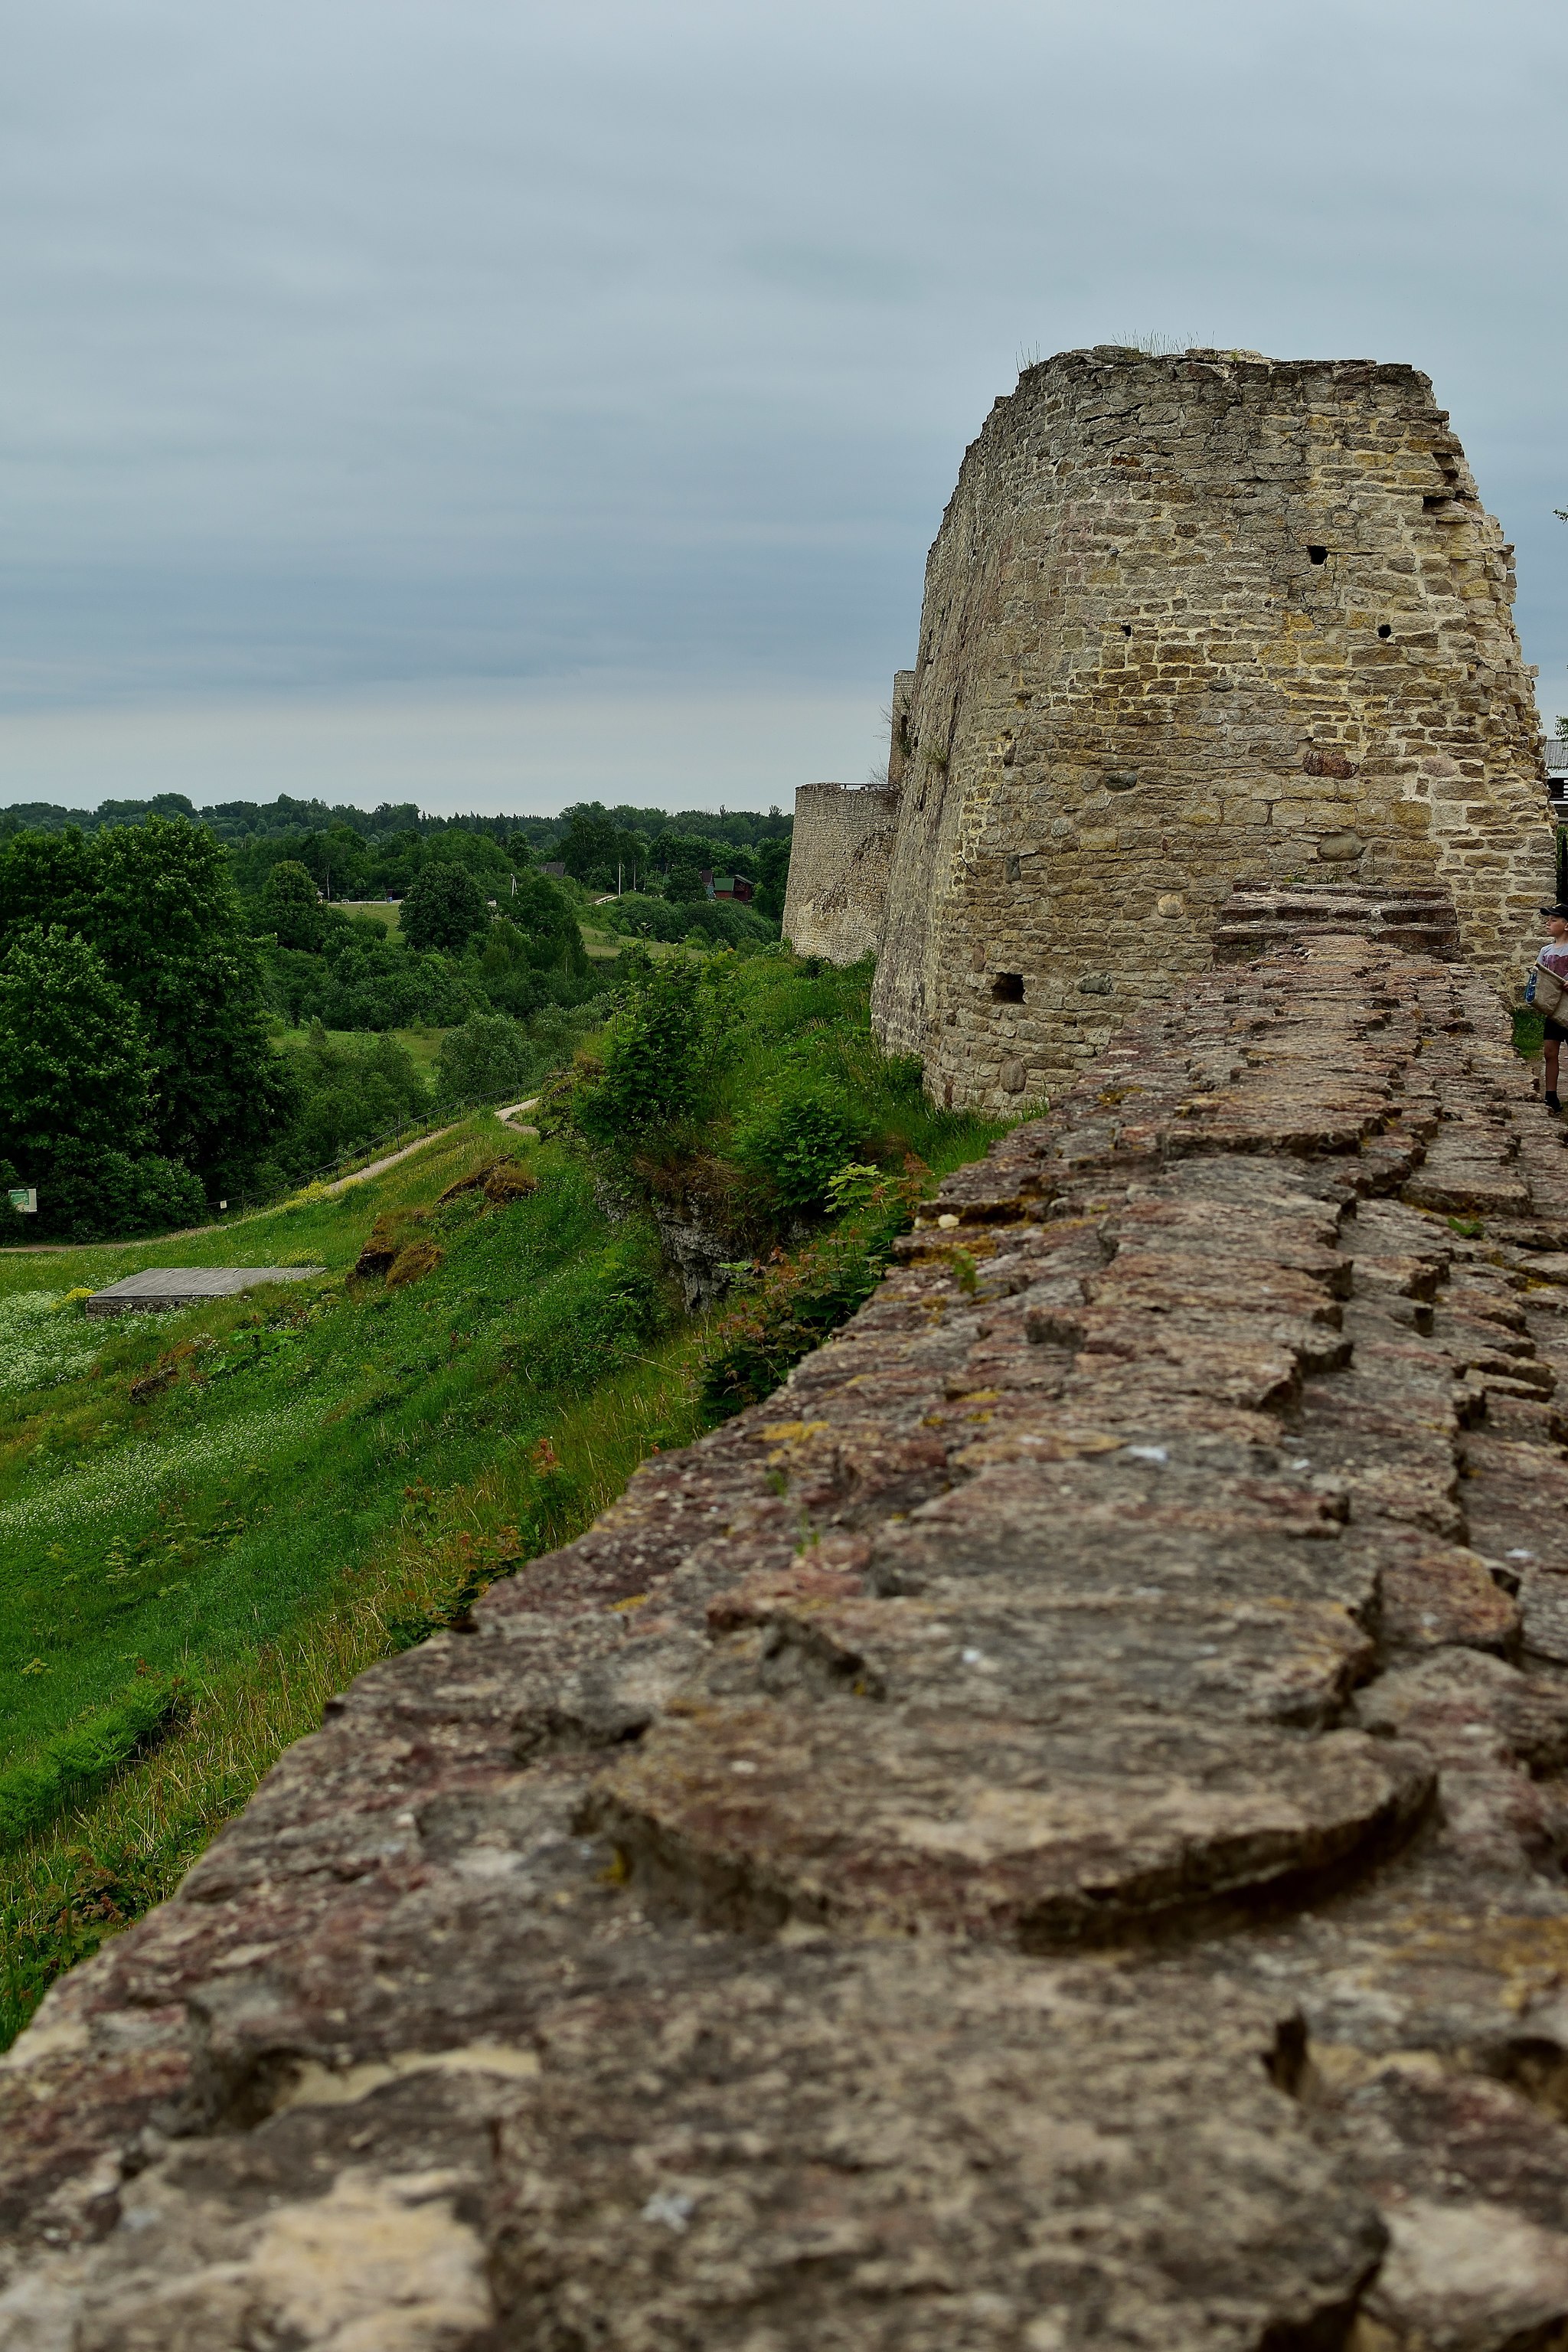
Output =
[{"x1": 1530, "y1": 903, "x2": 1568, "y2": 1112}]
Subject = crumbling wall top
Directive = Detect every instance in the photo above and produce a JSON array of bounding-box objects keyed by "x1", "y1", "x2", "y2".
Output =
[{"x1": 11, "y1": 938, "x2": 1568, "y2": 2346}]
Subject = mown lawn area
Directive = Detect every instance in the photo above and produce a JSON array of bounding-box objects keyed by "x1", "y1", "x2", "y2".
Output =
[{"x1": 270, "y1": 1021, "x2": 452, "y2": 1079}]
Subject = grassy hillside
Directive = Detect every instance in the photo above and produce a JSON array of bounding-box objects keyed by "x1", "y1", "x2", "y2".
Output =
[
  {"x1": 0, "y1": 1118, "x2": 708, "y2": 2038},
  {"x1": 272, "y1": 1020, "x2": 450, "y2": 1079},
  {"x1": 0, "y1": 950, "x2": 1004, "y2": 2044}
]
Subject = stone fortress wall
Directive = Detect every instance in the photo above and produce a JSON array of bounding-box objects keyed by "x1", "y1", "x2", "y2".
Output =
[
  {"x1": 792, "y1": 348, "x2": 1552, "y2": 1109},
  {"x1": 780, "y1": 779, "x2": 901, "y2": 963},
  {"x1": 18, "y1": 933, "x2": 1568, "y2": 2347}
]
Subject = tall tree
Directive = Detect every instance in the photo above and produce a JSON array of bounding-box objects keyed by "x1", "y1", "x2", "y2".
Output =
[
  {"x1": 756, "y1": 837, "x2": 792, "y2": 920},
  {"x1": 510, "y1": 872, "x2": 588, "y2": 975},
  {"x1": 401, "y1": 861, "x2": 490, "y2": 952},
  {"x1": 558, "y1": 804, "x2": 619, "y2": 882},
  {"x1": 88, "y1": 817, "x2": 292, "y2": 1184},
  {"x1": 260, "y1": 859, "x2": 325, "y2": 952},
  {"x1": 0, "y1": 815, "x2": 293, "y2": 1191},
  {"x1": 0, "y1": 825, "x2": 96, "y2": 941},
  {"x1": 0, "y1": 926, "x2": 152, "y2": 1166}
]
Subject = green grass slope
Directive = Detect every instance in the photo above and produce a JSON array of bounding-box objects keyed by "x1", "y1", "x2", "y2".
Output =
[
  {"x1": 0, "y1": 951, "x2": 1007, "y2": 2043},
  {"x1": 0, "y1": 1116, "x2": 706, "y2": 2039}
]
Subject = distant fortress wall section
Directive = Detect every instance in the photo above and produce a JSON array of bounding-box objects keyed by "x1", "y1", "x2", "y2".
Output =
[
  {"x1": 870, "y1": 347, "x2": 1550, "y2": 1111},
  {"x1": 782, "y1": 782, "x2": 901, "y2": 963}
]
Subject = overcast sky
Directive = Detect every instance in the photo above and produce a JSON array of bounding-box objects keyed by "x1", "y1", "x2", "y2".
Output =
[{"x1": 2, "y1": 0, "x2": 1563, "y2": 815}]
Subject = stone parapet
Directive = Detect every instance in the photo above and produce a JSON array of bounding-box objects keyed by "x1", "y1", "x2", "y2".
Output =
[
  {"x1": 871, "y1": 346, "x2": 1550, "y2": 1109},
  {"x1": 11, "y1": 939, "x2": 1568, "y2": 2345}
]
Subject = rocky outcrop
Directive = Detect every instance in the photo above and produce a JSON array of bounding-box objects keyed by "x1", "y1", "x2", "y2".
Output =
[{"x1": 9, "y1": 936, "x2": 1568, "y2": 2348}]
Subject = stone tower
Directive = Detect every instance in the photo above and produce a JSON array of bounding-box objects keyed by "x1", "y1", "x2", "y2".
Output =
[
  {"x1": 869, "y1": 347, "x2": 1550, "y2": 1109},
  {"x1": 781, "y1": 780, "x2": 900, "y2": 963}
]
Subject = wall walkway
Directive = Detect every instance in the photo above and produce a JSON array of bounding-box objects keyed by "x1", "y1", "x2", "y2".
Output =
[{"x1": 8, "y1": 937, "x2": 1568, "y2": 2347}]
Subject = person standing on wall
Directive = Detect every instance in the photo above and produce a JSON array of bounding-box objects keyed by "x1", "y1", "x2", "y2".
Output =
[{"x1": 1528, "y1": 903, "x2": 1568, "y2": 1114}]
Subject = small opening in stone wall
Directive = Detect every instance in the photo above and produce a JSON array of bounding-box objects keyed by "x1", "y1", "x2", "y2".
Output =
[
  {"x1": 1307, "y1": 545, "x2": 1328, "y2": 565},
  {"x1": 991, "y1": 972, "x2": 1025, "y2": 1003},
  {"x1": 1122, "y1": 623, "x2": 1132, "y2": 636},
  {"x1": 1377, "y1": 623, "x2": 1392, "y2": 639}
]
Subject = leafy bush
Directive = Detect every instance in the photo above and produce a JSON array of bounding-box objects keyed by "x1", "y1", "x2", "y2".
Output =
[
  {"x1": 1513, "y1": 1005, "x2": 1545, "y2": 1059},
  {"x1": 697, "y1": 1187, "x2": 913, "y2": 1422},
  {"x1": 436, "y1": 1012, "x2": 535, "y2": 1105},
  {"x1": 733, "y1": 1087, "x2": 864, "y2": 1211},
  {"x1": 570, "y1": 959, "x2": 716, "y2": 1145},
  {"x1": 271, "y1": 1027, "x2": 429, "y2": 1181},
  {"x1": 0, "y1": 1143, "x2": 208, "y2": 1243},
  {"x1": 599, "y1": 893, "x2": 776, "y2": 949}
]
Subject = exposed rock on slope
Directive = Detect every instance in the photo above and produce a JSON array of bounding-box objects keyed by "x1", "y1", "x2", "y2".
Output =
[{"x1": 9, "y1": 935, "x2": 1568, "y2": 2348}]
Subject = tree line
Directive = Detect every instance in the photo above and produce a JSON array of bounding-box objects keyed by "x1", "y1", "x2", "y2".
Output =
[
  {"x1": 0, "y1": 793, "x2": 793, "y2": 912},
  {"x1": 0, "y1": 802, "x2": 795, "y2": 1242}
]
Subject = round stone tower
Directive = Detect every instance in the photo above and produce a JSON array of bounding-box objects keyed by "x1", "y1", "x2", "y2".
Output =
[{"x1": 869, "y1": 347, "x2": 1550, "y2": 1109}]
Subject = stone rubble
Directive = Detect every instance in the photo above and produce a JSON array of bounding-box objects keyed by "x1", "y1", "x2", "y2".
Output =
[{"x1": 8, "y1": 934, "x2": 1568, "y2": 2347}]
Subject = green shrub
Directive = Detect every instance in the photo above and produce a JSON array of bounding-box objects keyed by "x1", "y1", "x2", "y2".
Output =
[
  {"x1": 733, "y1": 1088, "x2": 864, "y2": 1211},
  {"x1": 271, "y1": 1026, "x2": 428, "y2": 1181},
  {"x1": 436, "y1": 1012, "x2": 534, "y2": 1105},
  {"x1": 697, "y1": 1188, "x2": 913, "y2": 1422},
  {"x1": 571, "y1": 959, "x2": 716, "y2": 1143},
  {"x1": 599, "y1": 893, "x2": 776, "y2": 949},
  {"x1": 1513, "y1": 1005, "x2": 1545, "y2": 1059},
  {"x1": 2, "y1": 1143, "x2": 207, "y2": 1242}
]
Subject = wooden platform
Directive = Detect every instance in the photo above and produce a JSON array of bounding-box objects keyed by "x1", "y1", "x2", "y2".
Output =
[{"x1": 84, "y1": 1266, "x2": 325, "y2": 1317}]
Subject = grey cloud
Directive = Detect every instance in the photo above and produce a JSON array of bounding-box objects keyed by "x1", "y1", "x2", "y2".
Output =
[{"x1": 1, "y1": 0, "x2": 1565, "y2": 792}]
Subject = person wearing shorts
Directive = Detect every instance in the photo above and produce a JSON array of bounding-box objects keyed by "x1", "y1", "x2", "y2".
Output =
[{"x1": 1532, "y1": 903, "x2": 1568, "y2": 1113}]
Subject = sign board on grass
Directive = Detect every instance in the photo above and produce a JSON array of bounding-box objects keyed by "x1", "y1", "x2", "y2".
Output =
[{"x1": 7, "y1": 1187, "x2": 38, "y2": 1214}]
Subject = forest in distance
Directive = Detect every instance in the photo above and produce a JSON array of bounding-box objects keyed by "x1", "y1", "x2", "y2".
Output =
[{"x1": 0, "y1": 795, "x2": 793, "y2": 1241}]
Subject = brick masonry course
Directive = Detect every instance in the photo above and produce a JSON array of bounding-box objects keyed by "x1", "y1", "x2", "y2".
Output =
[{"x1": 11, "y1": 934, "x2": 1568, "y2": 2345}]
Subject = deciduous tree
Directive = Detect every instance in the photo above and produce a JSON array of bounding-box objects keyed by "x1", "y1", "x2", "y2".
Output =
[
  {"x1": 0, "y1": 925, "x2": 152, "y2": 1164},
  {"x1": 260, "y1": 860, "x2": 324, "y2": 952},
  {"x1": 401, "y1": 861, "x2": 490, "y2": 953}
]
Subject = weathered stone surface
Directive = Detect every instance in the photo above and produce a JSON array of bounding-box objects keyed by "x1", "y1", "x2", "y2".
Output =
[
  {"x1": 782, "y1": 781, "x2": 900, "y2": 964},
  {"x1": 11, "y1": 935, "x2": 1568, "y2": 2348},
  {"x1": 853, "y1": 348, "x2": 1547, "y2": 1109}
]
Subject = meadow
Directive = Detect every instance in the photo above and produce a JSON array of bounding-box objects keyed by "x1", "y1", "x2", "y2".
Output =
[{"x1": 271, "y1": 1019, "x2": 451, "y2": 1080}]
